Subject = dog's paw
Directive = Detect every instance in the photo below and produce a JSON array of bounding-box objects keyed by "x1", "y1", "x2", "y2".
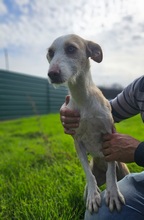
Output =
[
  {"x1": 104, "y1": 188, "x2": 125, "y2": 212},
  {"x1": 86, "y1": 186, "x2": 101, "y2": 213}
]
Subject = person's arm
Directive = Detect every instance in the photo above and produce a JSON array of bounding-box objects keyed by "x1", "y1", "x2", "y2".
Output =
[
  {"x1": 104, "y1": 76, "x2": 144, "y2": 166},
  {"x1": 110, "y1": 76, "x2": 144, "y2": 123},
  {"x1": 134, "y1": 142, "x2": 144, "y2": 167}
]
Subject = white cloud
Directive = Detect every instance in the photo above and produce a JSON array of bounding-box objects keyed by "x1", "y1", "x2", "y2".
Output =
[
  {"x1": 14, "y1": 0, "x2": 30, "y2": 5},
  {"x1": 0, "y1": 0, "x2": 144, "y2": 87},
  {"x1": 0, "y1": 0, "x2": 7, "y2": 15}
]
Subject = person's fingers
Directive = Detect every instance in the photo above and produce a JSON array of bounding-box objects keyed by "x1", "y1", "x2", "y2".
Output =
[
  {"x1": 62, "y1": 122, "x2": 79, "y2": 129},
  {"x1": 60, "y1": 107, "x2": 80, "y2": 117},
  {"x1": 64, "y1": 128, "x2": 76, "y2": 135},
  {"x1": 102, "y1": 146, "x2": 111, "y2": 156},
  {"x1": 102, "y1": 133, "x2": 118, "y2": 142},
  {"x1": 102, "y1": 145, "x2": 114, "y2": 162},
  {"x1": 102, "y1": 134, "x2": 112, "y2": 141},
  {"x1": 61, "y1": 115, "x2": 80, "y2": 124}
]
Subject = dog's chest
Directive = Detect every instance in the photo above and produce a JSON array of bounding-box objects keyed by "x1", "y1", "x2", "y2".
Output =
[
  {"x1": 67, "y1": 93, "x2": 113, "y2": 157},
  {"x1": 74, "y1": 109, "x2": 112, "y2": 157}
]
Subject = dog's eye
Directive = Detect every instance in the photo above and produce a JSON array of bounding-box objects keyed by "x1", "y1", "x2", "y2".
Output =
[
  {"x1": 65, "y1": 45, "x2": 77, "y2": 54},
  {"x1": 48, "y1": 48, "x2": 54, "y2": 59}
]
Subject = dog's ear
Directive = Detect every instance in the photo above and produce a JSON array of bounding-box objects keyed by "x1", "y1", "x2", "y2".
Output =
[{"x1": 86, "y1": 41, "x2": 103, "y2": 63}]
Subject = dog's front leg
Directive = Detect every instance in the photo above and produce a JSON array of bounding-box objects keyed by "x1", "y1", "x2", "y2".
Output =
[
  {"x1": 104, "y1": 161, "x2": 125, "y2": 211},
  {"x1": 74, "y1": 140, "x2": 101, "y2": 213}
]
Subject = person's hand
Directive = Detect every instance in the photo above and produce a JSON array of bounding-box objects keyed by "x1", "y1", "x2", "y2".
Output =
[
  {"x1": 102, "y1": 133, "x2": 140, "y2": 163},
  {"x1": 60, "y1": 96, "x2": 80, "y2": 135}
]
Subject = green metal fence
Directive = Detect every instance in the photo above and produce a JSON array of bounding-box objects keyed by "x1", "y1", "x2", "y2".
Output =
[
  {"x1": 0, "y1": 70, "x2": 122, "y2": 121},
  {"x1": 0, "y1": 70, "x2": 68, "y2": 120}
]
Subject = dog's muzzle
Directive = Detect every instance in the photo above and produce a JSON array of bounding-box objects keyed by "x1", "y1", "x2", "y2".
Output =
[{"x1": 48, "y1": 70, "x2": 63, "y2": 84}]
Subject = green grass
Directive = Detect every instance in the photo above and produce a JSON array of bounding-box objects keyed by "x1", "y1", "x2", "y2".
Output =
[{"x1": 0, "y1": 114, "x2": 143, "y2": 220}]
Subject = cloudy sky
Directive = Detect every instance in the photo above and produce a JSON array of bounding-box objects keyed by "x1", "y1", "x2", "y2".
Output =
[{"x1": 0, "y1": 0, "x2": 144, "y2": 87}]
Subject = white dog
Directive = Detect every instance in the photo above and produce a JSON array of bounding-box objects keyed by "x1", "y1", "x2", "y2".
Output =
[{"x1": 47, "y1": 34, "x2": 129, "y2": 213}]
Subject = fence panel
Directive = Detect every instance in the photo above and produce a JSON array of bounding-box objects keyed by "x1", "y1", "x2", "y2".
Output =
[{"x1": 0, "y1": 70, "x2": 68, "y2": 120}]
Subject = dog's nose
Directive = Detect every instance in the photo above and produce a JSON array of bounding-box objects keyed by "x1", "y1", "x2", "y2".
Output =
[{"x1": 48, "y1": 70, "x2": 61, "y2": 83}]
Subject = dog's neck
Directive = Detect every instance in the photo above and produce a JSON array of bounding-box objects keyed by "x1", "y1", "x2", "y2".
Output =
[{"x1": 68, "y1": 69, "x2": 95, "y2": 106}]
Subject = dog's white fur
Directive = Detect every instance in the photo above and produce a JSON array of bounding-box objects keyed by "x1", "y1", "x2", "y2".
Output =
[{"x1": 47, "y1": 34, "x2": 126, "y2": 212}]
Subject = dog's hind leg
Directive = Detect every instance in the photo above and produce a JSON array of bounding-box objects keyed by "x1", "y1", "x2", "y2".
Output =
[
  {"x1": 116, "y1": 162, "x2": 130, "y2": 181},
  {"x1": 90, "y1": 159, "x2": 129, "y2": 187},
  {"x1": 90, "y1": 157, "x2": 107, "y2": 187}
]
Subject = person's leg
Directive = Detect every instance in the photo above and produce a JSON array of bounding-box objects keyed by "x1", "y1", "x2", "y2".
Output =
[{"x1": 84, "y1": 172, "x2": 144, "y2": 220}]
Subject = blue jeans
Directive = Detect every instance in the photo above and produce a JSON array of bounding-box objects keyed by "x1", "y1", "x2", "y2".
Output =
[{"x1": 84, "y1": 172, "x2": 144, "y2": 220}]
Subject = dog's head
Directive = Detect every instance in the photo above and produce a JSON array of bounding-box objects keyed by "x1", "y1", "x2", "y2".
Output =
[{"x1": 47, "y1": 34, "x2": 103, "y2": 85}]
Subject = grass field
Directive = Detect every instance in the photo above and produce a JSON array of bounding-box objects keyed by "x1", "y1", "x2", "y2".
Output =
[{"x1": 0, "y1": 114, "x2": 144, "y2": 220}]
